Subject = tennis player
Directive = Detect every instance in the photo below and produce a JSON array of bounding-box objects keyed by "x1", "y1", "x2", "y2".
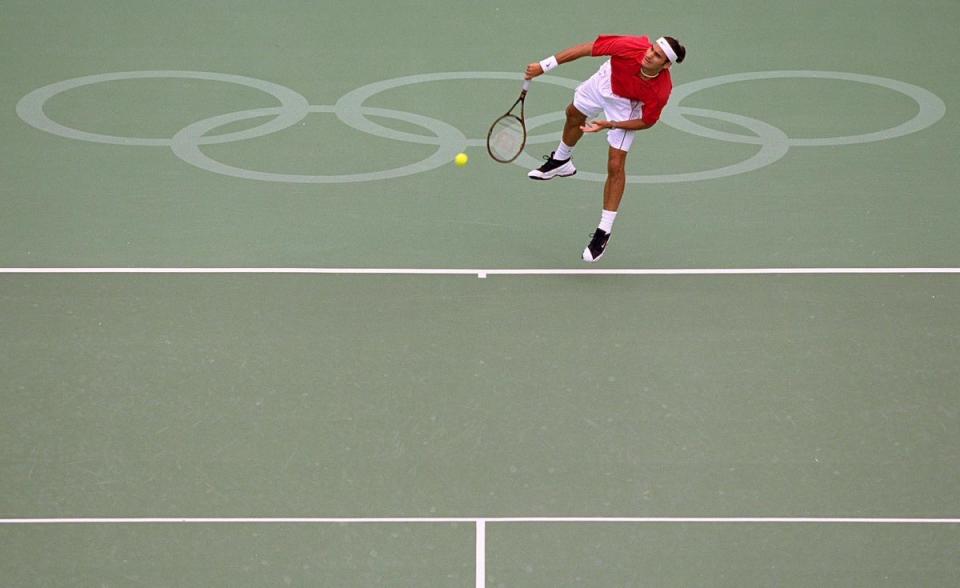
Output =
[{"x1": 525, "y1": 35, "x2": 686, "y2": 262}]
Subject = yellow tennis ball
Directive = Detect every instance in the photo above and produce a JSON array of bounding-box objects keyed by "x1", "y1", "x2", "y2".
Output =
[{"x1": 454, "y1": 152, "x2": 468, "y2": 167}]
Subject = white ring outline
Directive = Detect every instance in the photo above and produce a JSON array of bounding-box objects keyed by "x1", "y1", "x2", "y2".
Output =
[
  {"x1": 513, "y1": 106, "x2": 791, "y2": 184},
  {"x1": 14, "y1": 69, "x2": 947, "y2": 184},
  {"x1": 170, "y1": 105, "x2": 467, "y2": 183},
  {"x1": 662, "y1": 70, "x2": 947, "y2": 147},
  {"x1": 16, "y1": 70, "x2": 310, "y2": 147},
  {"x1": 334, "y1": 72, "x2": 578, "y2": 147}
]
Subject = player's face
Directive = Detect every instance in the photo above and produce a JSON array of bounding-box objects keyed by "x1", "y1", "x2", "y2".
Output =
[{"x1": 642, "y1": 44, "x2": 671, "y2": 70}]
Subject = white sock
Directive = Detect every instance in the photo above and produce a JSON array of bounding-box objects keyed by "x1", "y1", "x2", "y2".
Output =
[
  {"x1": 598, "y1": 209, "x2": 617, "y2": 234},
  {"x1": 554, "y1": 141, "x2": 574, "y2": 161}
]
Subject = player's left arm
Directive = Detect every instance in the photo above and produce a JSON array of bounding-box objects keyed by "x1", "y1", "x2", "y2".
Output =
[
  {"x1": 581, "y1": 118, "x2": 653, "y2": 132},
  {"x1": 525, "y1": 42, "x2": 595, "y2": 79}
]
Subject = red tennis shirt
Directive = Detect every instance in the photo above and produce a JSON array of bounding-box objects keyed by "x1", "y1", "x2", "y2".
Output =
[{"x1": 591, "y1": 34, "x2": 673, "y2": 126}]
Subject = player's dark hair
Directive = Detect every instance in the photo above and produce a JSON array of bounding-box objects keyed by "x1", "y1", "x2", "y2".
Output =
[{"x1": 664, "y1": 36, "x2": 686, "y2": 63}]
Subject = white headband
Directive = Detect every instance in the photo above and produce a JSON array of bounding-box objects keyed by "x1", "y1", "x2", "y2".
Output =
[{"x1": 656, "y1": 37, "x2": 678, "y2": 63}]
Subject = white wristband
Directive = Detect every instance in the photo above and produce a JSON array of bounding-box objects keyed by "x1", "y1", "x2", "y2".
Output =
[{"x1": 539, "y1": 55, "x2": 559, "y2": 72}]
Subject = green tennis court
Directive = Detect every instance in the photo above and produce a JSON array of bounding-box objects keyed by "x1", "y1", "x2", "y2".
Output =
[{"x1": 2, "y1": 1, "x2": 959, "y2": 585}]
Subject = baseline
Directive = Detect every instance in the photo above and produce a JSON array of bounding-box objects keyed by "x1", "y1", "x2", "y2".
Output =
[
  {"x1": 1, "y1": 517, "x2": 959, "y2": 525},
  {"x1": 1, "y1": 267, "x2": 959, "y2": 277}
]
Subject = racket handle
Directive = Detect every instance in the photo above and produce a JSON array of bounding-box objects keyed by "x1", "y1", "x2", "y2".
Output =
[{"x1": 521, "y1": 79, "x2": 530, "y2": 93}]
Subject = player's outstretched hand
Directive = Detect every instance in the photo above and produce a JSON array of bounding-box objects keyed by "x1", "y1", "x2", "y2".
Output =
[{"x1": 580, "y1": 119, "x2": 609, "y2": 133}]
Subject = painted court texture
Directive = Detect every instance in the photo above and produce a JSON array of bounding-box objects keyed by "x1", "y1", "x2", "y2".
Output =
[{"x1": 2, "y1": 1, "x2": 959, "y2": 586}]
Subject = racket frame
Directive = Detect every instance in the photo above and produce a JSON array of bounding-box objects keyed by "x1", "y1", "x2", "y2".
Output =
[{"x1": 486, "y1": 80, "x2": 530, "y2": 163}]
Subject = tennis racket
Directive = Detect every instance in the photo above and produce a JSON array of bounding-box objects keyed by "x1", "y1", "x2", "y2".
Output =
[{"x1": 486, "y1": 80, "x2": 530, "y2": 163}]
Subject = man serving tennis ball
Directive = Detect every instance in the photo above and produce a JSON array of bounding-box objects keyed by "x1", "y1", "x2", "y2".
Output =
[{"x1": 525, "y1": 35, "x2": 686, "y2": 262}]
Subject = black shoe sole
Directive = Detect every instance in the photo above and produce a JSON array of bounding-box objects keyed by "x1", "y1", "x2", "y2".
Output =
[{"x1": 527, "y1": 170, "x2": 577, "y2": 181}]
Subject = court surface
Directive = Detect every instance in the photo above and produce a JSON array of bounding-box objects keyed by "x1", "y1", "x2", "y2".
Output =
[{"x1": 2, "y1": 1, "x2": 959, "y2": 586}]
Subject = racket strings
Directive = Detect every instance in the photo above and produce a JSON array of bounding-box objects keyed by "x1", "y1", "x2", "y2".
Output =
[{"x1": 487, "y1": 116, "x2": 525, "y2": 162}]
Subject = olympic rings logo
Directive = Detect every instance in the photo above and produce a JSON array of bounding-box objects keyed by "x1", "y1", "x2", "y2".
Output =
[{"x1": 17, "y1": 70, "x2": 946, "y2": 185}]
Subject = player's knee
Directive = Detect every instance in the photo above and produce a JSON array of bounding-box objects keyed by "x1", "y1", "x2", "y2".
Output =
[
  {"x1": 607, "y1": 155, "x2": 626, "y2": 176},
  {"x1": 565, "y1": 103, "x2": 586, "y2": 122}
]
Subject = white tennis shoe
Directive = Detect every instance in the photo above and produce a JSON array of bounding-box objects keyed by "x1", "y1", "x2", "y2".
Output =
[{"x1": 528, "y1": 152, "x2": 577, "y2": 180}]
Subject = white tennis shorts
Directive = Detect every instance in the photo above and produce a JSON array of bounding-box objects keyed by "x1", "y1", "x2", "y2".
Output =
[{"x1": 573, "y1": 60, "x2": 643, "y2": 152}]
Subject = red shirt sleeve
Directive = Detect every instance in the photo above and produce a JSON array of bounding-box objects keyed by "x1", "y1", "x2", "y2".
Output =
[
  {"x1": 642, "y1": 102, "x2": 664, "y2": 126},
  {"x1": 591, "y1": 35, "x2": 618, "y2": 56},
  {"x1": 591, "y1": 35, "x2": 649, "y2": 57}
]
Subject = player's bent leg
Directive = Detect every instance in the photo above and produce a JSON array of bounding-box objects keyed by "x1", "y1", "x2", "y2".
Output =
[{"x1": 562, "y1": 103, "x2": 587, "y2": 148}]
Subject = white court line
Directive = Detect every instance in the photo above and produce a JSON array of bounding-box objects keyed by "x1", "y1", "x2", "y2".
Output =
[
  {"x1": 7, "y1": 517, "x2": 954, "y2": 587},
  {"x1": 1, "y1": 267, "x2": 960, "y2": 276},
  {"x1": 475, "y1": 520, "x2": 486, "y2": 588},
  {"x1": 1, "y1": 517, "x2": 958, "y2": 524}
]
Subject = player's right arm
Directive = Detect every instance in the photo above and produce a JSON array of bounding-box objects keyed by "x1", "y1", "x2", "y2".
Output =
[{"x1": 525, "y1": 42, "x2": 595, "y2": 79}]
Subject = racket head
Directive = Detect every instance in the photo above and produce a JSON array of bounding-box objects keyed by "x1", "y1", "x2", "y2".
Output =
[{"x1": 486, "y1": 114, "x2": 527, "y2": 163}]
